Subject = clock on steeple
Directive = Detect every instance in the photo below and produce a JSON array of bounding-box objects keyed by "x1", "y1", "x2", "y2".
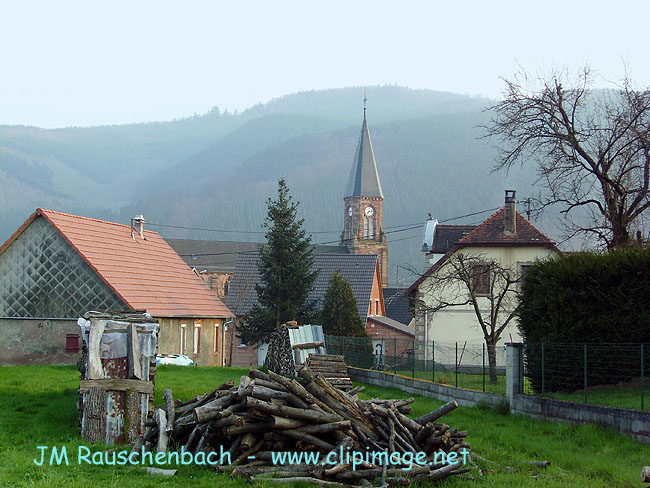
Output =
[{"x1": 340, "y1": 93, "x2": 388, "y2": 287}]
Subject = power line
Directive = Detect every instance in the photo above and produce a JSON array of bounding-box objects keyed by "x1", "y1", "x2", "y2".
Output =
[{"x1": 150, "y1": 205, "x2": 501, "y2": 238}]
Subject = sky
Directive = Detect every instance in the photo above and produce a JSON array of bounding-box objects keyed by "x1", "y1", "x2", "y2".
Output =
[{"x1": 1, "y1": 0, "x2": 649, "y2": 128}]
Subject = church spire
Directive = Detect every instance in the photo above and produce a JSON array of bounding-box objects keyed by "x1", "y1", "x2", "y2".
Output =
[{"x1": 344, "y1": 92, "x2": 384, "y2": 198}]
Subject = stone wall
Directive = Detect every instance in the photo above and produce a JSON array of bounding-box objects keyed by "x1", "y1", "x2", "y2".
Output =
[
  {"x1": 348, "y1": 367, "x2": 506, "y2": 408},
  {"x1": 0, "y1": 318, "x2": 80, "y2": 365}
]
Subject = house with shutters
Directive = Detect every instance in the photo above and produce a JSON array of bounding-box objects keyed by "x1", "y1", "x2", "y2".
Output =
[
  {"x1": 0, "y1": 209, "x2": 232, "y2": 366},
  {"x1": 407, "y1": 191, "x2": 560, "y2": 365}
]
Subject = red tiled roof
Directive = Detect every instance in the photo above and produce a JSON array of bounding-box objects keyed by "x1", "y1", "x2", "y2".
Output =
[
  {"x1": 406, "y1": 207, "x2": 558, "y2": 294},
  {"x1": 457, "y1": 209, "x2": 555, "y2": 247},
  {"x1": 2, "y1": 209, "x2": 232, "y2": 318}
]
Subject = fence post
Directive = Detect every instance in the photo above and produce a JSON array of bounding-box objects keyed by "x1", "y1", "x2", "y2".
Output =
[
  {"x1": 506, "y1": 342, "x2": 523, "y2": 409},
  {"x1": 584, "y1": 343, "x2": 588, "y2": 404},
  {"x1": 394, "y1": 337, "x2": 397, "y2": 373},
  {"x1": 412, "y1": 339, "x2": 416, "y2": 378},
  {"x1": 482, "y1": 343, "x2": 485, "y2": 393},
  {"x1": 432, "y1": 340, "x2": 435, "y2": 383},
  {"x1": 381, "y1": 337, "x2": 385, "y2": 370},
  {"x1": 455, "y1": 342, "x2": 458, "y2": 388},
  {"x1": 541, "y1": 342, "x2": 545, "y2": 397},
  {"x1": 642, "y1": 344, "x2": 645, "y2": 411}
]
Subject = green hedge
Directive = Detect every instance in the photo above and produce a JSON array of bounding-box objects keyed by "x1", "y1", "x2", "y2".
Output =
[{"x1": 519, "y1": 247, "x2": 650, "y2": 392}]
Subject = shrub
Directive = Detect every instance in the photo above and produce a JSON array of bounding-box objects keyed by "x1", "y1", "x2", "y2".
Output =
[{"x1": 519, "y1": 247, "x2": 650, "y2": 392}]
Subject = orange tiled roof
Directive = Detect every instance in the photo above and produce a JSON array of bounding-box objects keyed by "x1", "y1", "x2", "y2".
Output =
[
  {"x1": 3, "y1": 209, "x2": 232, "y2": 318},
  {"x1": 406, "y1": 208, "x2": 558, "y2": 295},
  {"x1": 457, "y1": 208, "x2": 555, "y2": 246}
]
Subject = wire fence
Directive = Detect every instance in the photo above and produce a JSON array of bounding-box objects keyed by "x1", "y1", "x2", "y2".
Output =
[
  {"x1": 522, "y1": 343, "x2": 648, "y2": 411},
  {"x1": 323, "y1": 335, "x2": 507, "y2": 395}
]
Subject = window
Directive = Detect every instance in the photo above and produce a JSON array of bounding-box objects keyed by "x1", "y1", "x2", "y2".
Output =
[
  {"x1": 193, "y1": 323, "x2": 201, "y2": 355},
  {"x1": 180, "y1": 324, "x2": 187, "y2": 354},
  {"x1": 364, "y1": 217, "x2": 369, "y2": 239},
  {"x1": 213, "y1": 323, "x2": 220, "y2": 354},
  {"x1": 65, "y1": 334, "x2": 79, "y2": 353},
  {"x1": 375, "y1": 300, "x2": 379, "y2": 315},
  {"x1": 471, "y1": 265, "x2": 491, "y2": 296},
  {"x1": 368, "y1": 216, "x2": 375, "y2": 240}
]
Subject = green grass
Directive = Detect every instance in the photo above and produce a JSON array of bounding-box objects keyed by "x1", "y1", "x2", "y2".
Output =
[
  {"x1": 0, "y1": 365, "x2": 648, "y2": 487},
  {"x1": 395, "y1": 368, "x2": 646, "y2": 410}
]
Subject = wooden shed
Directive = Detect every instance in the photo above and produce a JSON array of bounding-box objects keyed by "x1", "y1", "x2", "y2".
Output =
[{"x1": 78, "y1": 311, "x2": 159, "y2": 445}]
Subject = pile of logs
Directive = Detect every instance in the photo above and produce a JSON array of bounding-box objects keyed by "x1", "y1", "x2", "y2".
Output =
[
  {"x1": 303, "y1": 354, "x2": 353, "y2": 391},
  {"x1": 136, "y1": 367, "x2": 471, "y2": 485}
]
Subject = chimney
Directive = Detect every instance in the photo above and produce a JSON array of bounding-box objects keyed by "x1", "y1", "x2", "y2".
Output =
[
  {"x1": 504, "y1": 190, "x2": 516, "y2": 235},
  {"x1": 131, "y1": 215, "x2": 146, "y2": 240}
]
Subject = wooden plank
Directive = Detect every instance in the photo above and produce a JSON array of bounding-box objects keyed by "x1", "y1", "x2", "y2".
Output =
[
  {"x1": 292, "y1": 341, "x2": 324, "y2": 350},
  {"x1": 126, "y1": 389, "x2": 140, "y2": 443},
  {"x1": 127, "y1": 323, "x2": 142, "y2": 380},
  {"x1": 81, "y1": 386, "x2": 106, "y2": 443},
  {"x1": 87, "y1": 320, "x2": 106, "y2": 379},
  {"x1": 80, "y1": 379, "x2": 154, "y2": 394}
]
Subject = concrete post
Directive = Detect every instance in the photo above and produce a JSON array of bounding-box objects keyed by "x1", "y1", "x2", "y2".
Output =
[{"x1": 506, "y1": 342, "x2": 524, "y2": 407}]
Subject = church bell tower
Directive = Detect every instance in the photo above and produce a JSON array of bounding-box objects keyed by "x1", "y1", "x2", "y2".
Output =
[{"x1": 341, "y1": 93, "x2": 388, "y2": 287}]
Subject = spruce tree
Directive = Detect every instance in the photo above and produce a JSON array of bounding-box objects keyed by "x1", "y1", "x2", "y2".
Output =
[
  {"x1": 318, "y1": 269, "x2": 367, "y2": 337},
  {"x1": 239, "y1": 179, "x2": 318, "y2": 345}
]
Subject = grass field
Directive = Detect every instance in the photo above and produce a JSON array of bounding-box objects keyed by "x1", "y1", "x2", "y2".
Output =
[
  {"x1": 394, "y1": 369, "x2": 647, "y2": 410},
  {"x1": 0, "y1": 364, "x2": 648, "y2": 487}
]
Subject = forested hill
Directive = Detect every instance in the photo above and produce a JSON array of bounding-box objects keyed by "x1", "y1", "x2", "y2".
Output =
[{"x1": 0, "y1": 85, "x2": 541, "y2": 284}]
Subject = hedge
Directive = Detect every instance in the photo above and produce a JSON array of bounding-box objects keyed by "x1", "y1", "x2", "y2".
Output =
[{"x1": 518, "y1": 247, "x2": 650, "y2": 392}]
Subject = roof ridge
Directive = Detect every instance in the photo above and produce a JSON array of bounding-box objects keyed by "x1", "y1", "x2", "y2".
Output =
[
  {"x1": 38, "y1": 208, "x2": 158, "y2": 235},
  {"x1": 457, "y1": 207, "x2": 505, "y2": 244}
]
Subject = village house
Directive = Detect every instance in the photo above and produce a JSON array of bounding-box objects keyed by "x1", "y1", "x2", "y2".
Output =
[
  {"x1": 224, "y1": 252, "x2": 413, "y2": 367},
  {"x1": 407, "y1": 191, "x2": 560, "y2": 365},
  {"x1": 0, "y1": 209, "x2": 232, "y2": 366}
]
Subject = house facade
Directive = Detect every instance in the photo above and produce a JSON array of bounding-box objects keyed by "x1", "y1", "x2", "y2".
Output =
[
  {"x1": 0, "y1": 209, "x2": 232, "y2": 366},
  {"x1": 408, "y1": 191, "x2": 559, "y2": 365}
]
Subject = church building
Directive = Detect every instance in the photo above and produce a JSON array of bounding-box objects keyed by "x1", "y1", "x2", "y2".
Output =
[{"x1": 341, "y1": 98, "x2": 389, "y2": 287}]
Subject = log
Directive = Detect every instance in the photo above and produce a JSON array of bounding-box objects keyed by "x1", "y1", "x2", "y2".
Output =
[
  {"x1": 311, "y1": 436, "x2": 354, "y2": 479},
  {"x1": 142, "y1": 467, "x2": 177, "y2": 476},
  {"x1": 241, "y1": 396, "x2": 341, "y2": 423},
  {"x1": 293, "y1": 341, "x2": 325, "y2": 349},
  {"x1": 253, "y1": 378, "x2": 289, "y2": 392},
  {"x1": 154, "y1": 409, "x2": 168, "y2": 453},
  {"x1": 250, "y1": 476, "x2": 346, "y2": 487},
  {"x1": 270, "y1": 416, "x2": 307, "y2": 429},
  {"x1": 162, "y1": 388, "x2": 175, "y2": 433},
  {"x1": 194, "y1": 393, "x2": 238, "y2": 423},
  {"x1": 415, "y1": 400, "x2": 458, "y2": 425},
  {"x1": 642, "y1": 466, "x2": 650, "y2": 482},
  {"x1": 282, "y1": 429, "x2": 335, "y2": 451},
  {"x1": 267, "y1": 370, "x2": 337, "y2": 415}
]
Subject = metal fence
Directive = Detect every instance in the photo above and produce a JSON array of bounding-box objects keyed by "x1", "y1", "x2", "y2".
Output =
[
  {"x1": 522, "y1": 343, "x2": 648, "y2": 411},
  {"x1": 323, "y1": 335, "x2": 507, "y2": 395}
]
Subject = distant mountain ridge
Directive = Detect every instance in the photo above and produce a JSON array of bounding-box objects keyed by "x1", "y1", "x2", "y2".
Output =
[{"x1": 0, "y1": 85, "x2": 541, "y2": 284}]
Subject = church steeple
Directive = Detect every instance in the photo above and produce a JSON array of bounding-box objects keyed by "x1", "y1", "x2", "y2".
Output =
[
  {"x1": 341, "y1": 92, "x2": 388, "y2": 287},
  {"x1": 344, "y1": 97, "x2": 384, "y2": 199}
]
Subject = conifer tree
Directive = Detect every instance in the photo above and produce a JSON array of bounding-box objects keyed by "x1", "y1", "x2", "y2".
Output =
[
  {"x1": 239, "y1": 179, "x2": 318, "y2": 345},
  {"x1": 319, "y1": 269, "x2": 367, "y2": 337}
]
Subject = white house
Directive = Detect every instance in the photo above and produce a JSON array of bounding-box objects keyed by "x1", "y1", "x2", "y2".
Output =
[{"x1": 407, "y1": 191, "x2": 559, "y2": 366}]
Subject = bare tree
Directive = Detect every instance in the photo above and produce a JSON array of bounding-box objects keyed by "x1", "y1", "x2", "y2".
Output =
[
  {"x1": 413, "y1": 252, "x2": 521, "y2": 382},
  {"x1": 486, "y1": 67, "x2": 650, "y2": 249}
]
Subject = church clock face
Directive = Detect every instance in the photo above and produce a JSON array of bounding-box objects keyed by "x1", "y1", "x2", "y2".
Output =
[
  {"x1": 348, "y1": 207, "x2": 353, "y2": 217},
  {"x1": 365, "y1": 206, "x2": 374, "y2": 217}
]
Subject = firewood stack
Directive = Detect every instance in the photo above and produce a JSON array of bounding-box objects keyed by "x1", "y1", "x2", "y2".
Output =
[
  {"x1": 303, "y1": 354, "x2": 353, "y2": 391},
  {"x1": 136, "y1": 367, "x2": 471, "y2": 485}
]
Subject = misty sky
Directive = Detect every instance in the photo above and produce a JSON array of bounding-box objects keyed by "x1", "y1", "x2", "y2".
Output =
[{"x1": 1, "y1": 0, "x2": 648, "y2": 128}]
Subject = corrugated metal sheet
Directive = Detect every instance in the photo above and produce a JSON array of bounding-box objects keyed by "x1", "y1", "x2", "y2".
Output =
[{"x1": 288, "y1": 325, "x2": 326, "y2": 365}]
